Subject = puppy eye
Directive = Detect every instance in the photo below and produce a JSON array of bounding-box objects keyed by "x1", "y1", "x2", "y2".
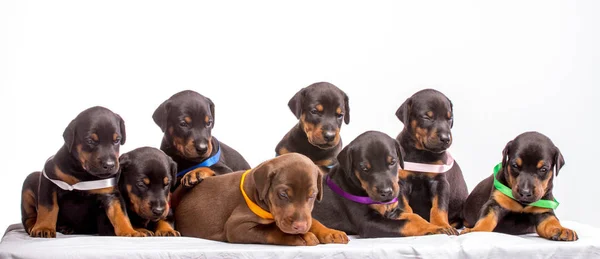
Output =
[
  {"x1": 361, "y1": 166, "x2": 369, "y2": 172},
  {"x1": 87, "y1": 138, "x2": 97, "y2": 146},
  {"x1": 336, "y1": 113, "x2": 344, "y2": 119},
  {"x1": 389, "y1": 160, "x2": 397, "y2": 166},
  {"x1": 511, "y1": 162, "x2": 519, "y2": 169},
  {"x1": 278, "y1": 192, "x2": 289, "y2": 200},
  {"x1": 113, "y1": 138, "x2": 121, "y2": 145},
  {"x1": 206, "y1": 120, "x2": 213, "y2": 128},
  {"x1": 539, "y1": 168, "x2": 548, "y2": 173},
  {"x1": 310, "y1": 109, "x2": 318, "y2": 115},
  {"x1": 179, "y1": 121, "x2": 188, "y2": 127},
  {"x1": 136, "y1": 182, "x2": 147, "y2": 188},
  {"x1": 422, "y1": 115, "x2": 433, "y2": 121},
  {"x1": 308, "y1": 193, "x2": 317, "y2": 200}
]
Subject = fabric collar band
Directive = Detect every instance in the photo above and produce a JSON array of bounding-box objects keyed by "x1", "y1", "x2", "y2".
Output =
[
  {"x1": 42, "y1": 156, "x2": 116, "y2": 191},
  {"x1": 176, "y1": 141, "x2": 221, "y2": 178},
  {"x1": 493, "y1": 163, "x2": 559, "y2": 209},
  {"x1": 326, "y1": 174, "x2": 398, "y2": 205},
  {"x1": 402, "y1": 152, "x2": 454, "y2": 173},
  {"x1": 240, "y1": 170, "x2": 274, "y2": 220}
]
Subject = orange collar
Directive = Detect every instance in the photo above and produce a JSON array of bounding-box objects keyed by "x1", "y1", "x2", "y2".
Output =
[{"x1": 240, "y1": 170, "x2": 274, "y2": 220}]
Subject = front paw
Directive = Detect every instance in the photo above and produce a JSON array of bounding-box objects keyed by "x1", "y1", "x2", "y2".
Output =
[
  {"x1": 116, "y1": 229, "x2": 149, "y2": 237},
  {"x1": 30, "y1": 226, "x2": 56, "y2": 238},
  {"x1": 460, "y1": 227, "x2": 475, "y2": 235},
  {"x1": 547, "y1": 227, "x2": 578, "y2": 241},
  {"x1": 155, "y1": 229, "x2": 181, "y2": 237},
  {"x1": 181, "y1": 168, "x2": 215, "y2": 188},
  {"x1": 430, "y1": 226, "x2": 459, "y2": 236},
  {"x1": 300, "y1": 232, "x2": 320, "y2": 246},
  {"x1": 313, "y1": 229, "x2": 349, "y2": 244},
  {"x1": 135, "y1": 228, "x2": 155, "y2": 237}
]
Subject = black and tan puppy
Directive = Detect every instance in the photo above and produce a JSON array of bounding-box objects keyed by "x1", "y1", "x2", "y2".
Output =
[
  {"x1": 174, "y1": 153, "x2": 349, "y2": 245},
  {"x1": 462, "y1": 132, "x2": 577, "y2": 241},
  {"x1": 117, "y1": 147, "x2": 180, "y2": 236},
  {"x1": 275, "y1": 82, "x2": 350, "y2": 169},
  {"x1": 312, "y1": 131, "x2": 457, "y2": 238},
  {"x1": 20, "y1": 106, "x2": 145, "y2": 237},
  {"x1": 153, "y1": 90, "x2": 251, "y2": 189},
  {"x1": 395, "y1": 89, "x2": 468, "y2": 229}
]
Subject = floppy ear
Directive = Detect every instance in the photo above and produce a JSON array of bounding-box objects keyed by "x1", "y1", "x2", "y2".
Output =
[
  {"x1": 343, "y1": 92, "x2": 350, "y2": 124},
  {"x1": 206, "y1": 97, "x2": 215, "y2": 127},
  {"x1": 316, "y1": 168, "x2": 324, "y2": 201},
  {"x1": 395, "y1": 98, "x2": 412, "y2": 125},
  {"x1": 115, "y1": 113, "x2": 126, "y2": 145},
  {"x1": 336, "y1": 146, "x2": 353, "y2": 174},
  {"x1": 501, "y1": 140, "x2": 513, "y2": 170},
  {"x1": 253, "y1": 162, "x2": 276, "y2": 201},
  {"x1": 395, "y1": 140, "x2": 405, "y2": 170},
  {"x1": 63, "y1": 119, "x2": 77, "y2": 152},
  {"x1": 117, "y1": 153, "x2": 131, "y2": 183},
  {"x1": 287, "y1": 88, "x2": 305, "y2": 119},
  {"x1": 448, "y1": 98, "x2": 454, "y2": 128},
  {"x1": 152, "y1": 100, "x2": 171, "y2": 133},
  {"x1": 554, "y1": 147, "x2": 565, "y2": 176},
  {"x1": 168, "y1": 156, "x2": 178, "y2": 188}
]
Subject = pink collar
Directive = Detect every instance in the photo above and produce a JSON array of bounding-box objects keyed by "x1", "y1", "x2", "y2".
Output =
[{"x1": 402, "y1": 152, "x2": 454, "y2": 173}]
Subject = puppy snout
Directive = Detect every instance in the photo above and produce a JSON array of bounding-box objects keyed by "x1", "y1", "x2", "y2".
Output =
[
  {"x1": 439, "y1": 133, "x2": 451, "y2": 145},
  {"x1": 518, "y1": 187, "x2": 533, "y2": 199},
  {"x1": 195, "y1": 142, "x2": 208, "y2": 154},
  {"x1": 377, "y1": 187, "x2": 394, "y2": 200},
  {"x1": 291, "y1": 221, "x2": 308, "y2": 233},
  {"x1": 102, "y1": 159, "x2": 116, "y2": 172},
  {"x1": 152, "y1": 206, "x2": 165, "y2": 217},
  {"x1": 323, "y1": 131, "x2": 336, "y2": 142}
]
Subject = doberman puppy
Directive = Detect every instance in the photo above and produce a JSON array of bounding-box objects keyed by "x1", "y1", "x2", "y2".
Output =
[
  {"x1": 275, "y1": 82, "x2": 350, "y2": 170},
  {"x1": 173, "y1": 153, "x2": 349, "y2": 245},
  {"x1": 394, "y1": 89, "x2": 468, "y2": 230},
  {"x1": 312, "y1": 131, "x2": 458, "y2": 238},
  {"x1": 20, "y1": 106, "x2": 146, "y2": 237},
  {"x1": 462, "y1": 132, "x2": 577, "y2": 241},
  {"x1": 115, "y1": 147, "x2": 180, "y2": 236},
  {"x1": 153, "y1": 90, "x2": 251, "y2": 189}
]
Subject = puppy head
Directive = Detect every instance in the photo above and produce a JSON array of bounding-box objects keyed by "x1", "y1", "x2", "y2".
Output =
[
  {"x1": 337, "y1": 131, "x2": 404, "y2": 203},
  {"x1": 288, "y1": 82, "x2": 350, "y2": 149},
  {"x1": 396, "y1": 89, "x2": 454, "y2": 153},
  {"x1": 253, "y1": 153, "x2": 322, "y2": 235},
  {"x1": 119, "y1": 147, "x2": 177, "y2": 221},
  {"x1": 153, "y1": 90, "x2": 215, "y2": 161},
  {"x1": 63, "y1": 106, "x2": 126, "y2": 178},
  {"x1": 501, "y1": 131, "x2": 565, "y2": 204}
]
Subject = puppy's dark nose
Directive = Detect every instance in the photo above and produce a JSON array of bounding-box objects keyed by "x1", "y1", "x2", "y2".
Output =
[
  {"x1": 152, "y1": 207, "x2": 165, "y2": 216},
  {"x1": 378, "y1": 187, "x2": 393, "y2": 199},
  {"x1": 323, "y1": 131, "x2": 336, "y2": 142},
  {"x1": 102, "y1": 160, "x2": 115, "y2": 171},
  {"x1": 519, "y1": 187, "x2": 533, "y2": 198},
  {"x1": 439, "y1": 133, "x2": 451, "y2": 144},
  {"x1": 196, "y1": 143, "x2": 208, "y2": 154}
]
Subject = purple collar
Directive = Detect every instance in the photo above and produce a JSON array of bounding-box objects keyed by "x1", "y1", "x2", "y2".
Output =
[{"x1": 325, "y1": 175, "x2": 398, "y2": 205}]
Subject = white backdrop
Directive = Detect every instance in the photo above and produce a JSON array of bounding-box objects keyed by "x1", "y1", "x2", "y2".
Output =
[{"x1": 1, "y1": 1, "x2": 598, "y2": 236}]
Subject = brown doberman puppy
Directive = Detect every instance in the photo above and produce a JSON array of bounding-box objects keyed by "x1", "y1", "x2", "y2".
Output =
[
  {"x1": 173, "y1": 153, "x2": 349, "y2": 245},
  {"x1": 275, "y1": 82, "x2": 350, "y2": 170},
  {"x1": 394, "y1": 89, "x2": 468, "y2": 230},
  {"x1": 462, "y1": 132, "x2": 577, "y2": 241},
  {"x1": 21, "y1": 106, "x2": 146, "y2": 237},
  {"x1": 153, "y1": 90, "x2": 251, "y2": 190}
]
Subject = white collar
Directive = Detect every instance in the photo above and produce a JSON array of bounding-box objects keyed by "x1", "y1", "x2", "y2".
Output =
[
  {"x1": 402, "y1": 152, "x2": 454, "y2": 173},
  {"x1": 42, "y1": 156, "x2": 117, "y2": 191}
]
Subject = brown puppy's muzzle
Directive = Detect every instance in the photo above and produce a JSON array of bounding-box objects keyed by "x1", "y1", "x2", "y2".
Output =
[{"x1": 274, "y1": 210, "x2": 313, "y2": 235}]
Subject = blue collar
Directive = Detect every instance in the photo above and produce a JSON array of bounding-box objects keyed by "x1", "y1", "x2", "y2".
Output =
[{"x1": 176, "y1": 142, "x2": 221, "y2": 178}]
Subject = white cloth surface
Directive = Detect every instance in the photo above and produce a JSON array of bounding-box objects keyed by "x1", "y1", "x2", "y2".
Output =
[{"x1": 1, "y1": 221, "x2": 599, "y2": 259}]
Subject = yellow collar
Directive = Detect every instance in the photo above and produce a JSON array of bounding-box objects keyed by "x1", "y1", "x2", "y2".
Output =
[{"x1": 240, "y1": 170, "x2": 274, "y2": 220}]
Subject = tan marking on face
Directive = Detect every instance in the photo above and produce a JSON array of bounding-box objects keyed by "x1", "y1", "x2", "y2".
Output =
[
  {"x1": 126, "y1": 185, "x2": 146, "y2": 216},
  {"x1": 185, "y1": 117, "x2": 192, "y2": 124},
  {"x1": 533, "y1": 169, "x2": 553, "y2": 200},
  {"x1": 316, "y1": 104, "x2": 324, "y2": 112},
  {"x1": 426, "y1": 111, "x2": 433, "y2": 118},
  {"x1": 386, "y1": 156, "x2": 393, "y2": 164},
  {"x1": 537, "y1": 160, "x2": 545, "y2": 169},
  {"x1": 54, "y1": 165, "x2": 80, "y2": 185},
  {"x1": 301, "y1": 114, "x2": 325, "y2": 146},
  {"x1": 506, "y1": 166, "x2": 516, "y2": 187},
  {"x1": 278, "y1": 147, "x2": 290, "y2": 155},
  {"x1": 76, "y1": 144, "x2": 91, "y2": 171},
  {"x1": 516, "y1": 158, "x2": 523, "y2": 167},
  {"x1": 204, "y1": 115, "x2": 209, "y2": 123},
  {"x1": 447, "y1": 112, "x2": 452, "y2": 119},
  {"x1": 411, "y1": 120, "x2": 427, "y2": 150},
  {"x1": 429, "y1": 196, "x2": 450, "y2": 227},
  {"x1": 143, "y1": 178, "x2": 150, "y2": 185},
  {"x1": 91, "y1": 133, "x2": 99, "y2": 141},
  {"x1": 163, "y1": 177, "x2": 169, "y2": 186},
  {"x1": 168, "y1": 126, "x2": 174, "y2": 135},
  {"x1": 113, "y1": 133, "x2": 119, "y2": 142},
  {"x1": 354, "y1": 171, "x2": 373, "y2": 195},
  {"x1": 336, "y1": 107, "x2": 342, "y2": 114}
]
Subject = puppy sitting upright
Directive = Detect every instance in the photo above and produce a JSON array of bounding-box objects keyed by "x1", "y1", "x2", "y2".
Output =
[
  {"x1": 117, "y1": 147, "x2": 180, "y2": 236},
  {"x1": 394, "y1": 89, "x2": 468, "y2": 230},
  {"x1": 462, "y1": 132, "x2": 577, "y2": 241},
  {"x1": 174, "y1": 153, "x2": 349, "y2": 245},
  {"x1": 20, "y1": 106, "x2": 145, "y2": 237},
  {"x1": 153, "y1": 90, "x2": 251, "y2": 189},
  {"x1": 276, "y1": 82, "x2": 350, "y2": 170}
]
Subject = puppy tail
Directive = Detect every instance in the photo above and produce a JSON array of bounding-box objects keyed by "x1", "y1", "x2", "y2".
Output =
[{"x1": 21, "y1": 172, "x2": 41, "y2": 234}]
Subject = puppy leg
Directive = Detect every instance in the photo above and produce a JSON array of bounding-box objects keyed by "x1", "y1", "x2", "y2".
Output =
[
  {"x1": 29, "y1": 179, "x2": 59, "y2": 238},
  {"x1": 309, "y1": 219, "x2": 349, "y2": 244},
  {"x1": 226, "y1": 221, "x2": 319, "y2": 246},
  {"x1": 21, "y1": 173, "x2": 39, "y2": 234},
  {"x1": 461, "y1": 199, "x2": 506, "y2": 234},
  {"x1": 429, "y1": 179, "x2": 453, "y2": 229},
  {"x1": 399, "y1": 212, "x2": 459, "y2": 236},
  {"x1": 154, "y1": 219, "x2": 181, "y2": 237},
  {"x1": 535, "y1": 213, "x2": 578, "y2": 241},
  {"x1": 103, "y1": 194, "x2": 148, "y2": 237},
  {"x1": 181, "y1": 167, "x2": 216, "y2": 188}
]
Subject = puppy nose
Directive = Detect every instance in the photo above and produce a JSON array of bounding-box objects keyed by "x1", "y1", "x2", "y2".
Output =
[
  {"x1": 292, "y1": 221, "x2": 308, "y2": 233},
  {"x1": 196, "y1": 143, "x2": 208, "y2": 154},
  {"x1": 102, "y1": 160, "x2": 115, "y2": 171},
  {"x1": 152, "y1": 207, "x2": 165, "y2": 216},
  {"x1": 519, "y1": 188, "x2": 533, "y2": 198},
  {"x1": 323, "y1": 131, "x2": 336, "y2": 142},
  {"x1": 378, "y1": 187, "x2": 393, "y2": 199},
  {"x1": 439, "y1": 133, "x2": 451, "y2": 144}
]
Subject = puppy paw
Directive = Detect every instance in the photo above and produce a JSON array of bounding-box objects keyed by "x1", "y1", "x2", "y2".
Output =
[
  {"x1": 313, "y1": 229, "x2": 349, "y2": 244},
  {"x1": 135, "y1": 228, "x2": 155, "y2": 237},
  {"x1": 432, "y1": 226, "x2": 459, "y2": 236},
  {"x1": 57, "y1": 226, "x2": 75, "y2": 235},
  {"x1": 30, "y1": 226, "x2": 56, "y2": 238},
  {"x1": 116, "y1": 229, "x2": 149, "y2": 237},
  {"x1": 300, "y1": 232, "x2": 320, "y2": 246},
  {"x1": 181, "y1": 168, "x2": 216, "y2": 188},
  {"x1": 547, "y1": 227, "x2": 578, "y2": 241},
  {"x1": 155, "y1": 229, "x2": 181, "y2": 237},
  {"x1": 460, "y1": 227, "x2": 475, "y2": 235}
]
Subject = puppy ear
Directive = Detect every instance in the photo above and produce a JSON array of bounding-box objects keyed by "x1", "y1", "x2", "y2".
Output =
[
  {"x1": 395, "y1": 140, "x2": 405, "y2": 170},
  {"x1": 554, "y1": 147, "x2": 565, "y2": 176},
  {"x1": 337, "y1": 146, "x2": 353, "y2": 174},
  {"x1": 206, "y1": 97, "x2": 215, "y2": 127},
  {"x1": 343, "y1": 92, "x2": 350, "y2": 125},
  {"x1": 168, "y1": 156, "x2": 178, "y2": 188},
  {"x1": 152, "y1": 100, "x2": 171, "y2": 133},
  {"x1": 395, "y1": 98, "x2": 412, "y2": 124},
  {"x1": 118, "y1": 153, "x2": 131, "y2": 183},
  {"x1": 253, "y1": 163, "x2": 276, "y2": 201},
  {"x1": 63, "y1": 119, "x2": 77, "y2": 152},
  {"x1": 501, "y1": 140, "x2": 513, "y2": 169},
  {"x1": 287, "y1": 88, "x2": 305, "y2": 119},
  {"x1": 448, "y1": 98, "x2": 454, "y2": 128},
  {"x1": 115, "y1": 113, "x2": 126, "y2": 145},
  {"x1": 316, "y1": 168, "x2": 324, "y2": 201}
]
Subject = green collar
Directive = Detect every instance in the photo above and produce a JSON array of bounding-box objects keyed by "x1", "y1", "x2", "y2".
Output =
[{"x1": 493, "y1": 163, "x2": 559, "y2": 209}]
